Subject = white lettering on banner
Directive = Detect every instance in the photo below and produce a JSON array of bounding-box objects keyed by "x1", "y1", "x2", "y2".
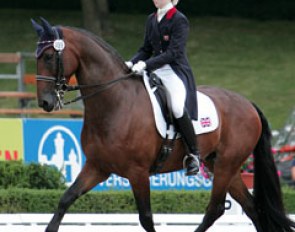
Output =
[
  {"x1": 99, "y1": 172, "x2": 213, "y2": 190},
  {"x1": 104, "y1": 175, "x2": 130, "y2": 188},
  {"x1": 151, "y1": 172, "x2": 212, "y2": 189}
]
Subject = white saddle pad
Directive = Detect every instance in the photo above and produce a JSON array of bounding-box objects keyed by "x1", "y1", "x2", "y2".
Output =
[{"x1": 143, "y1": 73, "x2": 219, "y2": 138}]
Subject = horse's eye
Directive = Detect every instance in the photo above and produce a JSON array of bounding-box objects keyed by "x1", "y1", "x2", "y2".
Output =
[{"x1": 43, "y1": 53, "x2": 54, "y2": 62}]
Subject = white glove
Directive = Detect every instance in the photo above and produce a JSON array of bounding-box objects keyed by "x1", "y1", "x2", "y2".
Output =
[
  {"x1": 125, "y1": 61, "x2": 133, "y2": 69},
  {"x1": 132, "y1": 61, "x2": 146, "y2": 75}
]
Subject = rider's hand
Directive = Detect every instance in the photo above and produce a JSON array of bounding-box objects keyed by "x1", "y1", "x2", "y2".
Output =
[
  {"x1": 125, "y1": 61, "x2": 133, "y2": 69},
  {"x1": 132, "y1": 61, "x2": 146, "y2": 75}
]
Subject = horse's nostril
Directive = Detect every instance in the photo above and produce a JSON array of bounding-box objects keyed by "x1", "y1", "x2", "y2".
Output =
[
  {"x1": 40, "y1": 100, "x2": 52, "y2": 112},
  {"x1": 38, "y1": 93, "x2": 55, "y2": 112},
  {"x1": 43, "y1": 101, "x2": 50, "y2": 112},
  {"x1": 43, "y1": 100, "x2": 48, "y2": 107}
]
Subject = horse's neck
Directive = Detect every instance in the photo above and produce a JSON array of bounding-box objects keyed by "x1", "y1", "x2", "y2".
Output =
[
  {"x1": 79, "y1": 48, "x2": 122, "y2": 83},
  {"x1": 76, "y1": 42, "x2": 134, "y2": 120}
]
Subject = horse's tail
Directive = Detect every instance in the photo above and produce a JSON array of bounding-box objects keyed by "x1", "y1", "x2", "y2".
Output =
[{"x1": 252, "y1": 103, "x2": 295, "y2": 232}]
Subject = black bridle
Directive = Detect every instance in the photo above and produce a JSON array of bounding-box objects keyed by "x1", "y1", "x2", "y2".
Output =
[
  {"x1": 36, "y1": 27, "x2": 67, "y2": 110},
  {"x1": 36, "y1": 27, "x2": 133, "y2": 108}
]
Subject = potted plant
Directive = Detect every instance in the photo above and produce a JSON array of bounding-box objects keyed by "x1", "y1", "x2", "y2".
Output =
[{"x1": 241, "y1": 154, "x2": 254, "y2": 189}]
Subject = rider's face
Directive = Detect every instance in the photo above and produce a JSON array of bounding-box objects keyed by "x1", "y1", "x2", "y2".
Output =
[{"x1": 153, "y1": 0, "x2": 171, "y2": 9}]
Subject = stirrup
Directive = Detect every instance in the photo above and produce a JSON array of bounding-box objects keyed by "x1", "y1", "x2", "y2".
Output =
[
  {"x1": 183, "y1": 153, "x2": 200, "y2": 175},
  {"x1": 183, "y1": 153, "x2": 199, "y2": 167}
]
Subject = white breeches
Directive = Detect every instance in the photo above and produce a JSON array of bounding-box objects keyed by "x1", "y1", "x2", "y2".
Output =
[{"x1": 153, "y1": 64, "x2": 186, "y2": 119}]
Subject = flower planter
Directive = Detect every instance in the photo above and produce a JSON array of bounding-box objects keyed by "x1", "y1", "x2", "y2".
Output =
[{"x1": 241, "y1": 173, "x2": 254, "y2": 189}]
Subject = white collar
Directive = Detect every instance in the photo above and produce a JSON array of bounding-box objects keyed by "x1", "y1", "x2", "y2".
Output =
[
  {"x1": 158, "y1": 2, "x2": 174, "y2": 13},
  {"x1": 157, "y1": 2, "x2": 174, "y2": 22}
]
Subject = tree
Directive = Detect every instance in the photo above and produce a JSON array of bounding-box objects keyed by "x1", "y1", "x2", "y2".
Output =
[{"x1": 80, "y1": 0, "x2": 109, "y2": 35}]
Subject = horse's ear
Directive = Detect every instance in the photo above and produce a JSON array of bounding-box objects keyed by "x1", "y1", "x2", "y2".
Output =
[
  {"x1": 31, "y1": 18, "x2": 43, "y2": 37},
  {"x1": 40, "y1": 17, "x2": 54, "y2": 36}
]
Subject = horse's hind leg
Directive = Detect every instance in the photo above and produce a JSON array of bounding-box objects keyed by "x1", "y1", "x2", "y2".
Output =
[
  {"x1": 195, "y1": 161, "x2": 235, "y2": 232},
  {"x1": 45, "y1": 162, "x2": 109, "y2": 232},
  {"x1": 228, "y1": 174, "x2": 263, "y2": 232},
  {"x1": 129, "y1": 170, "x2": 156, "y2": 232}
]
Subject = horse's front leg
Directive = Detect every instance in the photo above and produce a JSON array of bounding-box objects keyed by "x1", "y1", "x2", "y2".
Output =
[
  {"x1": 45, "y1": 162, "x2": 109, "y2": 232},
  {"x1": 129, "y1": 170, "x2": 156, "y2": 232}
]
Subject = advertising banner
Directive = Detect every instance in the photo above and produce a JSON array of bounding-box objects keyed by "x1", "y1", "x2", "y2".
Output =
[
  {"x1": 0, "y1": 118, "x2": 23, "y2": 161},
  {"x1": 22, "y1": 118, "x2": 212, "y2": 191}
]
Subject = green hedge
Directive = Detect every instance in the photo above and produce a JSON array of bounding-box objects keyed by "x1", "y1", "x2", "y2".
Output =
[
  {"x1": 0, "y1": 189, "x2": 208, "y2": 213},
  {"x1": 0, "y1": 161, "x2": 66, "y2": 189},
  {"x1": 0, "y1": 188, "x2": 294, "y2": 213},
  {"x1": 0, "y1": 162, "x2": 293, "y2": 213}
]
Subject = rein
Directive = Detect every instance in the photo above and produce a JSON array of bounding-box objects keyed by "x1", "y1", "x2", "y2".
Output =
[{"x1": 63, "y1": 72, "x2": 134, "y2": 105}]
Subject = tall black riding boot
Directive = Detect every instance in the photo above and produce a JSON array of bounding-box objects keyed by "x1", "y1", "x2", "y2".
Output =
[{"x1": 176, "y1": 112, "x2": 200, "y2": 176}]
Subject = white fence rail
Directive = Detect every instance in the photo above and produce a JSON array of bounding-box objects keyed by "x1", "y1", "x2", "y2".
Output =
[{"x1": 0, "y1": 213, "x2": 294, "y2": 232}]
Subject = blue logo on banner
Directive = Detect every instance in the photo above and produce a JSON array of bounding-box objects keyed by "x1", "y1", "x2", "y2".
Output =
[
  {"x1": 23, "y1": 119, "x2": 212, "y2": 191},
  {"x1": 23, "y1": 119, "x2": 84, "y2": 185},
  {"x1": 38, "y1": 125, "x2": 82, "y2": 185}
]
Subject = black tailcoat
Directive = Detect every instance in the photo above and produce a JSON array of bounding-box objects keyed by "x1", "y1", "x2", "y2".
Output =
[{"x1": 131, "y1": 7, "x2": 198, "y2": 119}]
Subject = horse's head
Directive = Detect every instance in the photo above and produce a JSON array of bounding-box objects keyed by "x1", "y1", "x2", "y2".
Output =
[{"x1": 31, "y1": 17, "x2": 78, "y2": 112}]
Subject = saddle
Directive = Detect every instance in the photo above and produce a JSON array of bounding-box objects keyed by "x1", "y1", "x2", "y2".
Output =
[{"x1": 143, "y1": 72, "x2": 219, "y2": 174}]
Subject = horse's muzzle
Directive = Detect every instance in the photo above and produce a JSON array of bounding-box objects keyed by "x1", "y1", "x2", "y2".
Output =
[{"x1": 38, "y1": 92, "x2": 56, "y2": 112}]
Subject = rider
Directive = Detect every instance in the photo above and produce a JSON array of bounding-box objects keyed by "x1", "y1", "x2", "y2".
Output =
[{"x1": 126, "y1": 0, "x2": 200, "y2": 176}]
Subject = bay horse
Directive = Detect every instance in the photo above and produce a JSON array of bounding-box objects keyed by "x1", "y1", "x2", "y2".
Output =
[{"x1": 31, "y1": 18, "x2": 295, "y2": 232}]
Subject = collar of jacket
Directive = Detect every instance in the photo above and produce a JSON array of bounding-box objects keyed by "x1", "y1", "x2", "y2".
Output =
[
  {"x1": 155, "y1": 7, "x2": 177, "y2": 21},
  {"x1": 166, "y1": 7, "x2": 177, "y2": 19}
]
